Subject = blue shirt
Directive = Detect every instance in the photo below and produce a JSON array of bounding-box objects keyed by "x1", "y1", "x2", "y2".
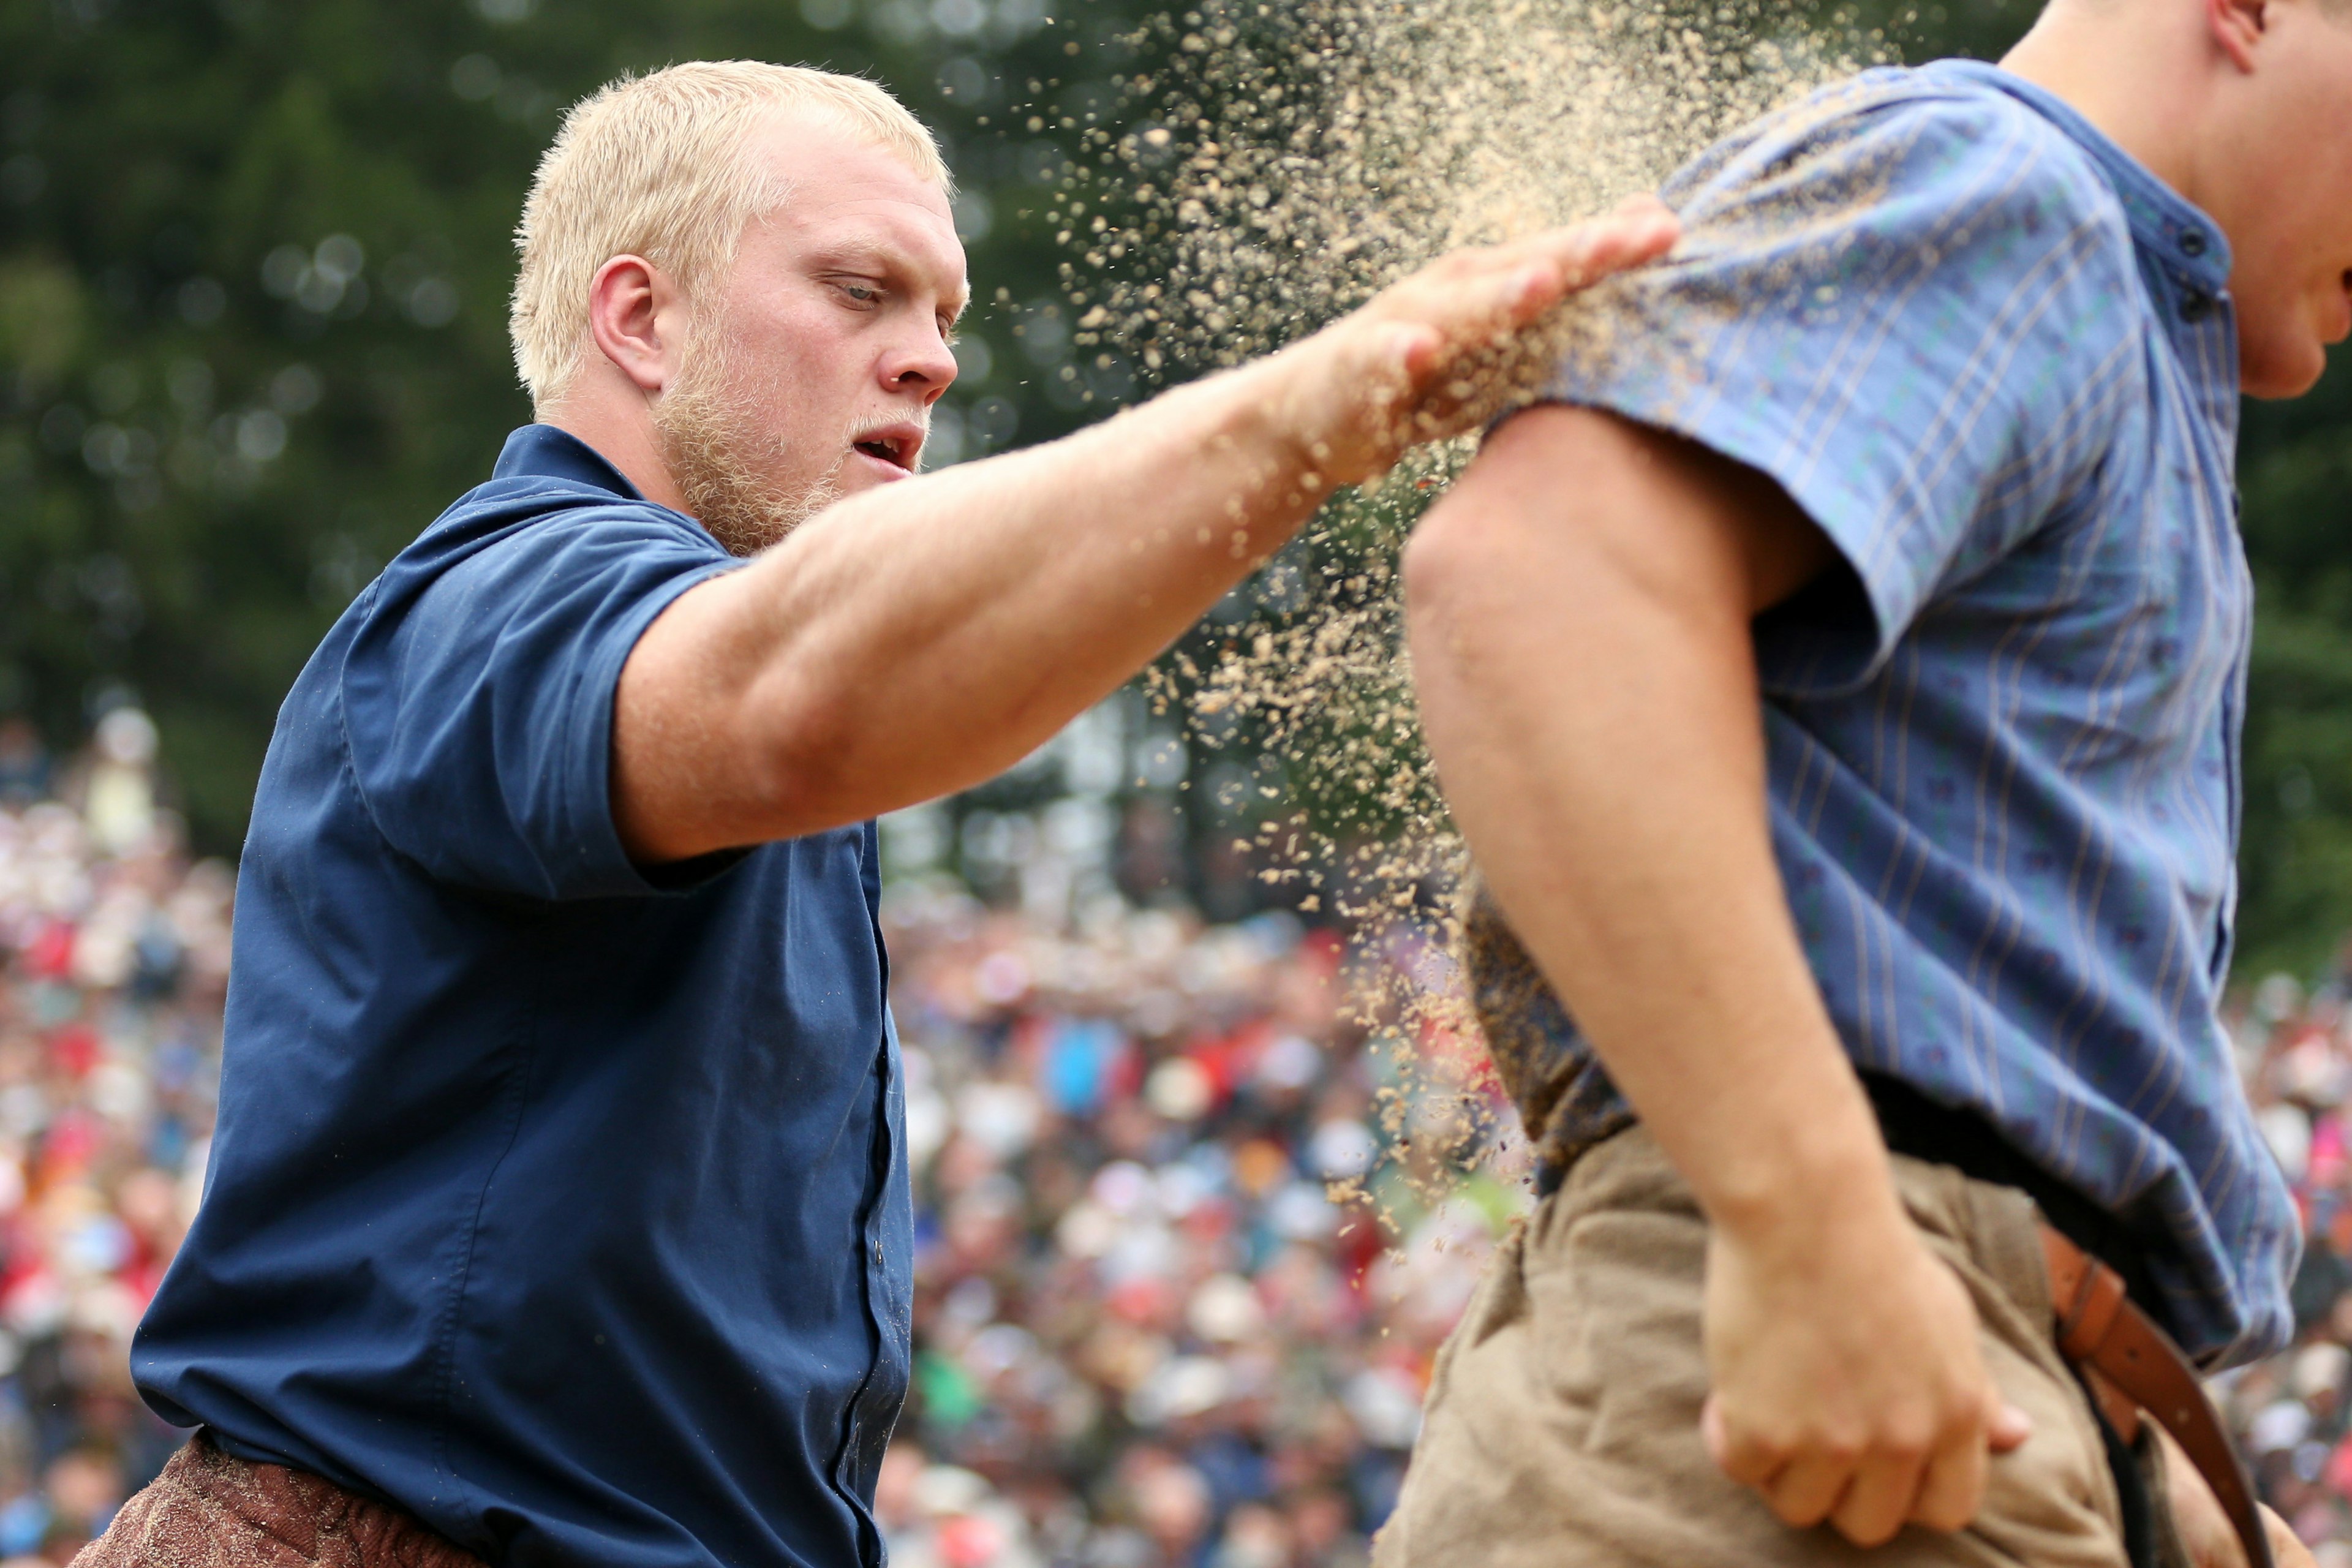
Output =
[
  {"x1": 134, "y1": 426, "x2": 913, "y2": 1567},
  {"x1": 1471, "y1": 60, "x2": 2297, "y2": 1365}
]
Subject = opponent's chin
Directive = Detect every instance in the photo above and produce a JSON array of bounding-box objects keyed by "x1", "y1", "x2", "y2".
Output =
[{"x1": 2240, "y1": 309, "x2": 2333, "y2": 401}]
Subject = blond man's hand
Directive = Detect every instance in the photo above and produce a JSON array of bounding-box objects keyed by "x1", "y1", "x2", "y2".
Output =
[{"x1": 1256, "y1": 196, "x2": 1679, "y2": 488}]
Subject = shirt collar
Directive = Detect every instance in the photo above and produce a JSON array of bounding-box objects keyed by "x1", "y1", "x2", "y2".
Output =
[
  {"x1": 490, "y1": 424, "x2": 648, "y2": 501},
  {"x1": 1921, "y1": 59, "x2": 2233, "y2": 297}
]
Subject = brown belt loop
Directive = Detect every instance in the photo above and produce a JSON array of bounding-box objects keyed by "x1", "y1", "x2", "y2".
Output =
[{"x1": 2039, "y1": 1224, "x2": 2274, "y2": 1568}]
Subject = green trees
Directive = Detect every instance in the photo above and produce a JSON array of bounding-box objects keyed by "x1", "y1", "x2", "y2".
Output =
[
  {"x1": 2235, "y1": 374, "x2": 2352, "y2": 972},
  {"x1": 0, "y1": 0, "x2": 1100, "y2": 845}
]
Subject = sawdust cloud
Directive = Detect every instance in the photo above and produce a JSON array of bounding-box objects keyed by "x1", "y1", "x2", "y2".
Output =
[{"x1": 1039, "y1": 1, "x2": 1875, "y2": 1224}]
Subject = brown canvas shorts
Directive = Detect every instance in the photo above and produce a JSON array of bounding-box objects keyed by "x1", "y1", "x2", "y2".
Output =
[
  {"x1": 72, "y1": 1431, "x2": 484, "y2": 1568},
  {"x1": 1373, "y1": 1127, "x2": 2187, "y2": 1568}
]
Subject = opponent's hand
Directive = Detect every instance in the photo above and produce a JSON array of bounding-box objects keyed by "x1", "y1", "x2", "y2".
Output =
[
  {"x1": 2157, "y1": 1423, "x2": 2315, "y2": 1568},
  {"x1": 1253, "y1": 195, "x2": 1679, "y2": 488},
  {"x1": 1701, "y1": 1199, "x2": 2034, "y2": 1548}
]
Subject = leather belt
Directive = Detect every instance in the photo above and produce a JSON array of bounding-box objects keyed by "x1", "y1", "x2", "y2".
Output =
[{"x1": 2040, "y1": 1224, "x2": 2273, "y2": 1568}]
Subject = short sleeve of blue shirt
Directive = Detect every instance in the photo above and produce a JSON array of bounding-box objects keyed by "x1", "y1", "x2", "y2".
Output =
[
  {"x1": 1537, "y1": 75, "x2": 2146, "y2": 693},
  {"x1": 340, "y1": 489, "x2": 737, "y2": 901}
]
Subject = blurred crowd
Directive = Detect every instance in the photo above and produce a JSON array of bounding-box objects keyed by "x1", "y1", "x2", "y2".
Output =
[
  {"x1": 873, "y1": 876, "x2": 1509, "y2": 1568},
  {"x1": 0, "y1": 713, "x2": 232, "y2": 1564},
  {"x1": 9, "y1": 714, "x2": 2352, "y2": 1564},
  {"x1": 2217, "y1": 960, "x2": 2352, "y2": 1564},
  {"x1": 870, "y1": 884, "x2": 2352, "y2": 1568}
]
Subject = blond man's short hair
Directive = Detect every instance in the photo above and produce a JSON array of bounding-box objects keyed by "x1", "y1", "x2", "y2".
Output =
[{"x1": 510, "y1": 61, "x2": 951, "y2": 408}]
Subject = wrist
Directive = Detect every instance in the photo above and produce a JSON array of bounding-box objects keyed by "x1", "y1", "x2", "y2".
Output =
[
  {"x1": 1702, "y1": 1103, "x2": 1909, "y2": 1260},
  {"x1": 1136, "y1": 358, "x2": 1343, "y2": 570},
  {"x1": 1215, "y1": 350, "x2": 1336, "y2": 488}
]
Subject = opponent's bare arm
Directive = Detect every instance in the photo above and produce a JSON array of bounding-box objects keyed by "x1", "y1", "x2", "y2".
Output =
[
  {"x1": 1401, "y1": 405, "x2": 2028, "y2": 1549},
  {"x1": 611, "y1": 203, "x2": 1679, "y2": 863}
]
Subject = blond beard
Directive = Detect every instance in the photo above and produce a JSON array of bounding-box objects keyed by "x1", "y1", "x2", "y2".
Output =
[{"x1": 653, "y1": 329, "x2": 840, "y2": 557}]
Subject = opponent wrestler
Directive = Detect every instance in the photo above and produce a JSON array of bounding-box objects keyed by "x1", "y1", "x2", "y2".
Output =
[{"x1": 1390, "y1": 1, "x2": 2350, "y2": 1564}]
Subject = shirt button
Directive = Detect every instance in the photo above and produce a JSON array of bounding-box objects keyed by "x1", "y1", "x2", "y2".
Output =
[
  {"x1": 2179, "y1": 292, "x2": 2215, "y2": 324},
  {"x1": 2179, "y1": 230, "x2": 2207, "y2": 258}
]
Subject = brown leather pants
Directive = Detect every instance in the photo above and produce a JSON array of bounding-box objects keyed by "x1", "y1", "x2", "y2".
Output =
[{"x1": 72, "y1": 1432, "x2": 485, "y2": 1568}]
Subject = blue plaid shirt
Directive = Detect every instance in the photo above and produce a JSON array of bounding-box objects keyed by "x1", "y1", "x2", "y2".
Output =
[{"x1": 1474, "y1": 59, "x2": 2297, "y2": 1365}]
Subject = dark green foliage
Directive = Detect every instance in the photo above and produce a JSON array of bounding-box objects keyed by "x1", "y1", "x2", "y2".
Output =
[
  {"x1": 0, "y1": 0, "x2": 1100, "y2": 848},
  {"x1": 2236, "y1": 360, "x2": 2352, "y2": 974}
]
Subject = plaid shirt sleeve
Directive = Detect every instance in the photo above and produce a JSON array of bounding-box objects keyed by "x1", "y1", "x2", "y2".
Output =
[{"x1": 1537, "y1": 80, "x2": 2146, "y2": 697}]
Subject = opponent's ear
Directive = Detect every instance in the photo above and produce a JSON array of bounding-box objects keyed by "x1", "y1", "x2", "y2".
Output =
[
  {"x1": 2207, "y1": 0, "x2": 2269, "y2": 71},
  {"x1": 586, "y1": 254, "x2": 685, "y2": 397}
]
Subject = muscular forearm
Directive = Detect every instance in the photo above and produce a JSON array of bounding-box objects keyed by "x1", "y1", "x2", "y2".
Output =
[
  {"x1": 755, "y1": 365, "x2": 1308, "y2": 786},
  {"x1": 616, "y1": 355, "x2": 1326, "y2": 858},
  {"x1": 1405, "y1": 407, "x2": 1887, "y2": 1242}
]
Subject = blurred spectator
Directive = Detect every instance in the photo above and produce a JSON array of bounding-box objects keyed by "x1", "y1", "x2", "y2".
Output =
[
  {"x1": 69, "y1": 712, "x2": 161, "y2": 865},
  {"x1": 0, "y1": 726, "x2": 46, "y2": 815}
]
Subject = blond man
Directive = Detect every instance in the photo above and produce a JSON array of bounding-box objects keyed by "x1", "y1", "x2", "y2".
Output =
[{"x1": 78, "y1": 62, "x2": 1675, "y2": 1568}]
